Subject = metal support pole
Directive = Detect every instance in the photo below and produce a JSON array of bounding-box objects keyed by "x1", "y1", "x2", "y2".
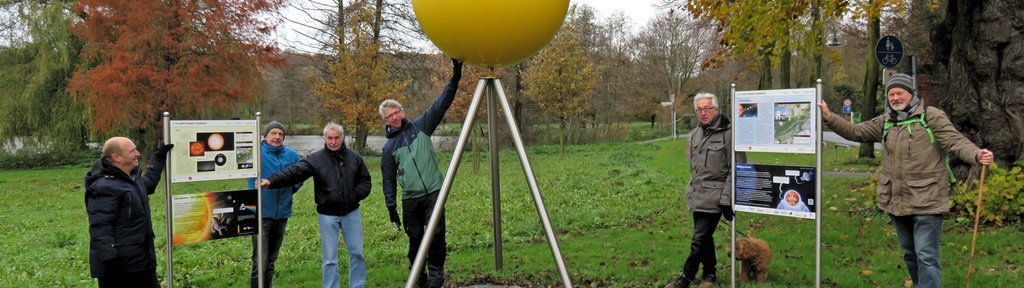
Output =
[
  {"x1": 404, "y1": 77, "x2": 572, "y2": 288},
  {"x1": 492, "y1": 79, "x2": 572, "y2": 287},
  {"x1": 487, "y1": 76, "x2": 504, "y2": 271},
  {"x1": 728, "y1": 84, "x2": 736, "y2": 288},
  {"x1": 255, "y1": 112, "x2": 264, "y2": 288},
  {"x1": 815, "y1": 79, "x2": 823, "y2": 288},
  {"x1": 163, "y1": 112, "x2": 173, "y2": 288}
]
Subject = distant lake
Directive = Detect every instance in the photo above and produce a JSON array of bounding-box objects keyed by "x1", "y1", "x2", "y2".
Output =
[{"x1": 283, "y1": 135, "x2": 458, "y2": 156}]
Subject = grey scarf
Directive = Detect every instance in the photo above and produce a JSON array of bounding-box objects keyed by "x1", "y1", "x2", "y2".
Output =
[{"x1": 886, "y1": 94, "x2": 921, "y2": 121}]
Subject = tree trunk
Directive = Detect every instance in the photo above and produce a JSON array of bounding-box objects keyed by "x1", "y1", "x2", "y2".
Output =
[
  {"x1": 780, "y1": 41, "x2": 791, "y2": 89},
  {"x1": 932, "y1": 0, "x2": 1023, "y2": 166},
  {"x1": 355, "y1": 123, "x2": 368, "y2": 153},
  {"x1": 858, "y1": 12, "x2": 880, "y2": 159},
  {"x1": 759, "y1": 51, "x2": 773, "y2": 90}
]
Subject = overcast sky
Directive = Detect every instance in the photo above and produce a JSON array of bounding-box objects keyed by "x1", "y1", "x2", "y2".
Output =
[{"x1": 274, "y1": 0, "x2": 666, "y2": 53}]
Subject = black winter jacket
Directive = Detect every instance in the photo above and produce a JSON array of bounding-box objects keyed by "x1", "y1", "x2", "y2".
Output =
[
  {"x1": 267, "y1": 144, "x2": 372, "y2": 216},
  {"x1": 83, "y1": 155, "x2": 165, "y2": 277}
]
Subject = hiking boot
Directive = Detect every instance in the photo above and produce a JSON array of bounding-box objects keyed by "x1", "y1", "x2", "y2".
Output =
[
  {"x1": 697, "y1": 274, "x2": 716, "y2": 288},
  {"x1": 426, "y1": 268, "x2": 445, "y2": 288},
  {"x1": 664, "y1": 274, "x2": 693, "y2": 288}
]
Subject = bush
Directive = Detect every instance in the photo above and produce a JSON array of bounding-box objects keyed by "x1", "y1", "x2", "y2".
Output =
[
  {"x1": 950, "y1": 162, "x2": 1024, "y2": 226},
  {"x1": 854, "y1": 162, "x2": 1024, "y2": 227},
  {"x1": 0, "y1": 148, "x2": 99, "y2": 169}
]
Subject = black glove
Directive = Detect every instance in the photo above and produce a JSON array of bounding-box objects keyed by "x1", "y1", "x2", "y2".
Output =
[
  {"x1": 388, "y1": 206, "x2": 401, "y2": 231},
  {"x1": 451, "y1": 58, "x2": 463, "y2": 80},
  {"x1": 720, "y1": 205, "x2": 734, "y2": 221},
  {"x1": 154, "y1": 144, "x2": 174, "y2": 159}
]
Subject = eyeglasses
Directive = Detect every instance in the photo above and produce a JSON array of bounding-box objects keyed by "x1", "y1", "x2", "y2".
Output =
[
  {"x1": 695, "y1": 106, "x2": 717, "y2": 113},
  {"x1": 385, "y1": 109, "x2": 403, "y2": 120}
]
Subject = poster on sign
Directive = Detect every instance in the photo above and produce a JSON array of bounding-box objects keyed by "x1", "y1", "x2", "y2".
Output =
[
  {"x1": 733, "y1": 88, "x2": 817, "y2": 154},
  {"x1": 171, "y1": 189, "x2": 259, "y2": 245},
  {"x1": 169, "y1": 120, "x2": 258, "y2": 182},
  {"x1": 734, "y1": 163, "x2": 816, "y2": 219}
]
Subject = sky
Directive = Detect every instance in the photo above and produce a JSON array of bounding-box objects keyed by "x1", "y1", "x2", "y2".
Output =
[
  {"x1": 275, "y1": 0, "x2": 666, "y2": 53},
  {"x1": 579, "y1": 0, "x2": 663, "y2": 28}
]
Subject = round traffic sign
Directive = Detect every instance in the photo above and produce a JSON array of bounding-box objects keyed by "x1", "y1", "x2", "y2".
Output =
[{"x1": 875, "y1": 35, "x2": 903, "y2": 68}]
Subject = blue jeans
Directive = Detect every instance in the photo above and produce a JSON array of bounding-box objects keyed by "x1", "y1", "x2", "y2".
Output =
[
  {"x1": 889, "y1": 214, "x2": 942, "y2": 288},
  {"x1": 318, "y1": 209, "x2": 365, "y2": 288}
]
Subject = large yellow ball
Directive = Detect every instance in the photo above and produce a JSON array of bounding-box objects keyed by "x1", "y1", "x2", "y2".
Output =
[{"x1": 413, "y1": 0, "x2": 570, "y2": 68}]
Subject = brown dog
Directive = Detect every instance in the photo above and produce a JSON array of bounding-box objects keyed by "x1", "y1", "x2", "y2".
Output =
[{"x1": 726, "y1": 234, "x2": 772, "y2": 283}]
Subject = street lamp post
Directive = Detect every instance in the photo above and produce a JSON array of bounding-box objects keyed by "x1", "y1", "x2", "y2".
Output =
[
  {"x1": 671, "y1": 91, "x2": 677, "y2": 139},
  {"x1": 660, "y1": 91, "x2": 677, "y2": 139}
]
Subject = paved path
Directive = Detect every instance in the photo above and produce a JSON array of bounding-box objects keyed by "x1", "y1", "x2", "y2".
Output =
[{"x1": 639, "y1": 132, "x2": 874, "y2": 178}]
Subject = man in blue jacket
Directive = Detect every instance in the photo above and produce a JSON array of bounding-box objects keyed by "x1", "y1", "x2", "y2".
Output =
[
  {"x1": 261, "y1": 122, "x2": 372, "y2": 288},
  {"x1": 379, "y1": 58, "x2": 462, "y2": 288},
  {"x1": 84, "y1": 137, "x2": 172, "y2": 288},
  {"x1": 248, "y1": 121, "x2": 303, "y2": 288}
]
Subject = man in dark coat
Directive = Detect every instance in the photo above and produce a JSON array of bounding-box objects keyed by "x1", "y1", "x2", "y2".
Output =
[
  {"x1": 260, "y1": 122, "x2": 372, "y2": 288},
  {"x1": 666, "y1": 92, "x2": 745, "y2": 288},
  {"x1": 84, "y1": 137, "x2": 172, "y2": 288}
]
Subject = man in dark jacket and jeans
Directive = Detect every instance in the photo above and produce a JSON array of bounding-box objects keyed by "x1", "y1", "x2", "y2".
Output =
[
  {"x1": 379, "y1": 58, "x2": 462, "y2": 288},
  {"x1": 260, "y1": 122, "x2": 372, "y2": 288},
  {"x1": 666, "y1": 92, "x2": 745, "y2": 288},
  {"x1": 85, "y1": 137, "x2": 172, "y2": 288},
  {"x1": 248, "y1": 120, "x2": 303, "y2": 288}
]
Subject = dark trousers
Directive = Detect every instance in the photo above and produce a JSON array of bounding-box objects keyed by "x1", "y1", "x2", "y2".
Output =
[
  {"x1": 251, "y1": 218, "x2": 289, "y2": 288},
  {"x1": 403, "y1": 191, "x2": 447, "y2": 287},
  {"x1": 682, "y1": 211, "x2": 722, "y2": 279},
  {"x1": 98, "y1": 268, "x2": 159, "y2": 288}
]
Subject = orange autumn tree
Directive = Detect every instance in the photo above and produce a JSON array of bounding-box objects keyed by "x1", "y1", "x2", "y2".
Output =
[
  {"x1": 522, "y1": 5, "x2": 603, "y2": 155},
  {"x1": 69, "y1": 0, "x2": 284, "y2": 150},
  {"x1": 311, "y1": 0, "x2": 408, "y2": 152}
]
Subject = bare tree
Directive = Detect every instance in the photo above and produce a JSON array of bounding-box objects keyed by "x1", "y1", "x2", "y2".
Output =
[{"x1": 633, "y1": 10, "x2": 720, "y2": 117}]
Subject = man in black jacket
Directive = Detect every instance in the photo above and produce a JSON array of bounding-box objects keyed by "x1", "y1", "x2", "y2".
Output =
[
  {"x1": 260, "y1": 122, "x2": 372, "y2": 288},
  {"x1": 84, "y1": 137, "x2": 172, "y2": 288}
]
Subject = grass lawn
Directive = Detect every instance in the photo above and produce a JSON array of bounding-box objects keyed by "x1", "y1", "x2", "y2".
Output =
[{"x1": 0, "y1": 138, "x2": 1020, "y2": 287}]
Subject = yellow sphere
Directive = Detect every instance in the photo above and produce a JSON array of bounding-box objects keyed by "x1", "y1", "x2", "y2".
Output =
[{"x1": 413, "y1": 0, "x2": 570, "y2": 68}]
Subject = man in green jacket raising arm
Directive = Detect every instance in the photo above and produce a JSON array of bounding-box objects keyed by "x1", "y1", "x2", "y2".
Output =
[{"x1": 379, "y1": 58, "x2": 462, "y2": 288}]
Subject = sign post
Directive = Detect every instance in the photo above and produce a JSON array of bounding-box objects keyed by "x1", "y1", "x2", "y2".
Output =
[
  {"x1": 842, "y1": 99, "x2": 852, "y2": 121},
  {"x1": 875, "y1": 35, "x2": 903, "y2": 68}
]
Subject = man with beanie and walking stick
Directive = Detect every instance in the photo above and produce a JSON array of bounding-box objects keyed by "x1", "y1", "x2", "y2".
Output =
[
  {"x1": 248, "y1": 121, "x2": 303, "y2": 288},
  {"x1": 817, "y1": 73, "x2": 994, "y2": 287}
]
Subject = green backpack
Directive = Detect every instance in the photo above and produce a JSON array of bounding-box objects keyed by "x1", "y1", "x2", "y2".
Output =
[{"x1": 881, "y1": 107, "x2": 958, "y2": 186}]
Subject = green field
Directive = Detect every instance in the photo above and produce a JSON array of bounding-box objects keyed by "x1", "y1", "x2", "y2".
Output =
[{"x1": 1, "y1": 139, "x2": 1019, "y2": 287}]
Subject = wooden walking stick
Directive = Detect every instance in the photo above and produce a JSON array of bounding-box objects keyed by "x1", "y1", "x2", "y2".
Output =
[{"x1": 966, "y1": 165, "x2": 988, "y2": 288}]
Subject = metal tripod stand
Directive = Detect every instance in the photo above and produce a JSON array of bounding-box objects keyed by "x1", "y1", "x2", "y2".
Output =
[{"x1": 404, "y1": 77, "x2": 572, "y2": 288}]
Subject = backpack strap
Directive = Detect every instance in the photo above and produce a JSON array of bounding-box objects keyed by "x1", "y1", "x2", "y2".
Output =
[{"x1": 881, "y1": 107, "x2": 958, "y2": 186}]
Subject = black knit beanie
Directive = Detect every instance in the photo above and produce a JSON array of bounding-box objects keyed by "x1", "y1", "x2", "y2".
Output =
[
  {"x1": 885, "y1": 74, "x2": 921, "y2": 121},
  {"x1": 264, "y1": 121, "x2": 285, "y2": 136},
  {"x1": 886, "y1": 74, "x2": 915, "y2": 96}
]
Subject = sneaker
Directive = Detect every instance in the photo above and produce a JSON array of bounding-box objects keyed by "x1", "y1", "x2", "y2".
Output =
[
  {"x1": 697, "y1": 274, "x2": 716, "y2": 288},
  {"x1": 664, "y1": 274, "x2": 693, "y2": 288}
]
